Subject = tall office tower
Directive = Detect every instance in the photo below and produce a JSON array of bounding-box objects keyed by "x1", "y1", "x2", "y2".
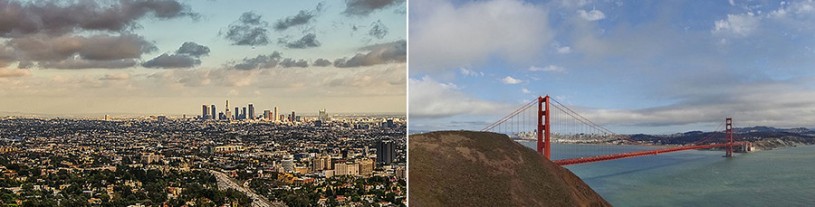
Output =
[
  {"x1": 263, "y1": 110, "x2": 271, "y2": 120},
  {"x1": 241, "y1": 107, "x2": 247, "y2": 120},
  {"x1": 291, "y1": 111, "x2": 296, "y2": 122},
  {"x1": 225, "y1": 100, "x2": 230, "y2": 120},
  {"x1": 211, "y1": 105, "x2": 217, "y2": 120},
  {"x1": 218, "y1": 112, "x2": 224, "y2": 120},
  {"x1": 273, "y1": 107, "x2": 279, "y2": 122},
  {"x1": 318, "y1": 109, "x2": 327, "y2": 122},
  {"x1": 202, "y1": 105, "x2": 209, "y2": 119},
  {"x1": 248, "y1": 103, "x2": 255, "y2": 120},
  {"x1": 376, "y1": 140, "x2": 395, "y2": 166},
  {"x1": 234, "y1": 107, "x2": 239, "y2": 120}
]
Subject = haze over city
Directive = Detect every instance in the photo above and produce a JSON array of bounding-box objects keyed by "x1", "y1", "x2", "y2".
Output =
[
  {"x1": 0, "y1": 0, "x2": 407, "y2": 116},
  {"x1": 409, "y1": 0, "x2": 815, "y2": 134}
]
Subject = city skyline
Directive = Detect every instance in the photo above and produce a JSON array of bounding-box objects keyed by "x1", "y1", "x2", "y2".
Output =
[
  {"x1": 410, "y1": 0, "x2": 815, "y2": 134},
  {"x1": 0, "y1": 0, "x2": 407, "y2": 115}
]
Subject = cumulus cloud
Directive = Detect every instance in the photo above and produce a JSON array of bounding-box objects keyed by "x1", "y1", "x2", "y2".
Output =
[
  {"x1": 6, "y1": 33, "x2": 155, "y2": 69},
  {"x1": 410, "y1": 76, "x2": 508, "y2": 119},
  {"x1": 0, "y1": 0, "x2": 197, "y2": 38},
  {"x1": 368, "y1": 20, "x2": 389, "y2": 39},
  {"x1": 281, "y1": 33, "x2": 321, "y2": 49},
  {"x1": 142, "y1": 42, "x2": 209, "y2": 68},
  {"x1": 334, "y1": 40, "x2": 406, "y2": 67},
  {"x1": 410, "y1": 0, "x2": 552, "y2": 71},
  {"x1": 313, "y1": 58, "x2": 332, "y2": 67},
  {"x1": 273, "y1": 2, "x2": 323, "y2": 31},
  {"x1": 556, "y1": 46, "x2": 571, "y2": 54},
  {"x1": 279, "y1": 58, "x2": 309, "y2": 68},
  {"x1": 226, "y1": 40, "x2": 406, "y2": 70},
  {"x1": 577, "y1": 9, "x2": 606, "y2": 21},
  {"x1": 459, "y1": 67, "x2": 483, "y2": 77},
  {"x1": 142, "y1": 54, "x2": 200, "y2": 68},
  {"x1": 175, "y1": 42, "x2": 210, "y2": 57},
  {"x1": 713, "y1": 13, "x2": 760, "y2": 37},
  {"x1": 578, "y1": 87, "x2": 815, "y2": 130},
  {"x1": 224, "y1": 12, "x2": 271, "y2": 46},
  {"x1": 344, "y1": 0, "x2": 405, "y2": 16},
  {"x1": 230, "y1": 52, "x2": 282, "y2": 70},
  {"x1": 274, "y1": 11, "x2": 314, "y2": 31},
  {"x1": 501, "y1": 76, "x2": 522, "y2": 84},
  {"x1": 11, "y1": 34, "x2": 156, "y2": 61}
]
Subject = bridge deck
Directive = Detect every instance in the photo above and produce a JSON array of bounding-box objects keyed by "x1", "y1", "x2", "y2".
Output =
[{"x1": 553, "y1": 142, "x2": 745, "y2": 166}]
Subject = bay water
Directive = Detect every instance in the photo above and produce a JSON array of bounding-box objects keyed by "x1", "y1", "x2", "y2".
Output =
[{"x1": 519, "y1": 141, "x2": 815, "y2": 206}]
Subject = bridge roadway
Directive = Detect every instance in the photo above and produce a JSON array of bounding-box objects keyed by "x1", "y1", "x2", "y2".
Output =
[{"x1": 553, "y1": 142, "x2": 746, "y2": 166}]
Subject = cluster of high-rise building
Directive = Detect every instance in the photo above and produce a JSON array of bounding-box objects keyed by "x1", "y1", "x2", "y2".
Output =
[
  {"x1": 377, "y1": 139, "x2": 396, "y2": 165},
  {"x1": 200, "y1": 100, "x2": 309, "y2": 123}
]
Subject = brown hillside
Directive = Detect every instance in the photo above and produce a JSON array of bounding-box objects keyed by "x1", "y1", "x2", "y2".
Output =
[{"x1": 409, "y1": 131, "x2": 611, "y2": 207}]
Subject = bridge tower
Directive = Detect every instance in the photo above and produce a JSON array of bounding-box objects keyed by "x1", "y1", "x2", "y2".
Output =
[
  {"x1": 725, "y1": 117, "x2": 733, "y2": 157},
  {"x1": 537, "y1": 96, "x2": 551, "y2": 159}
]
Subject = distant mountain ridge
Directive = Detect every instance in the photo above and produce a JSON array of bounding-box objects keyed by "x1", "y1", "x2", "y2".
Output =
[{"x1": 629, "y1": 126, "x2": 815, "y2": 148}]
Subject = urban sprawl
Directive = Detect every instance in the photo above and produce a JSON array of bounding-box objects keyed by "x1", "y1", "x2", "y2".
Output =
[{"x1": 0, "y1": 100, "x2": 406, "y2": 207}]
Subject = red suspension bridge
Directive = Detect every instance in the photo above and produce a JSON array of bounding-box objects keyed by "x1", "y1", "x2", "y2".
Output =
[{"x1": 482, "y1": 96, "x2": 751, "y2": 166}]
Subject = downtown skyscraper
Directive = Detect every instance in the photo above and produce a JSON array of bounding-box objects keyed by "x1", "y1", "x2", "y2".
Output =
[{"x1": 248, "y1": 103, "x2": 255, "y2": 120}]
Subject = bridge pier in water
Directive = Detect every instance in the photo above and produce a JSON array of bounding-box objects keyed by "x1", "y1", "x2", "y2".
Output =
[{"x1": 726, "y1": 117, "x2": 734, "y2": 157}]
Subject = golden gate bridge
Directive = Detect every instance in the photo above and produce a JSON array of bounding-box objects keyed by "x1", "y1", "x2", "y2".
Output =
[{"x1": 482, "y1": 96, "x2": 751, "y2": 165}]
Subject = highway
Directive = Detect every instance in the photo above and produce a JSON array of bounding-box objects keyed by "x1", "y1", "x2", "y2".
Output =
[{"x1": 209, "y1": 170, "x2": 286, "y2": 207}]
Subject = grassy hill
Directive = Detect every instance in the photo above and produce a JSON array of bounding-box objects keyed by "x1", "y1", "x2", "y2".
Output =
[{"x1": 409, "y1": 131, "x2": 610, "y2": 207}]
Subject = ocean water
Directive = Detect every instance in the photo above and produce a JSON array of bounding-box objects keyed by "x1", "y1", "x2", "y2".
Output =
[{"x1": 519, "y1": 141, "x2": 815, "y2": 206}]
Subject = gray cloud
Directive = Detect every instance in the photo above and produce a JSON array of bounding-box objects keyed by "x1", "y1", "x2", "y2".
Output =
[
  {"x1": 368, "y1": 20, "x2": 388, "y2": 39},
  {"x1": 142, "y1": 54, "x2": 200, "y2": 68},
  {"x1": 273, "y1": 2, "x2": 324, "y2": 31},
  {"x1": 343, "y1": 0, "x2": 405, "y2": 16},
  {"x1": 10, "y1": 34, "x2": 156, "y2": 61},
  {"x1": 175, "y1": 42, "x2": 210, "y2": 57},
  {"x1": 274, "y1": 11, "x2": 314, "y2": 31},
  {"x1": 281, "y1": 33, "x2": 321, "y2": 49},
  {"x1": 0, "y1": 0, "x2": 197, "y2": 37},
  {"x1": 313, "y1": 58, "x2": 332, "y2": 67},
  {"x1": 231, "y1": 52, "x2": 282, "y2": 70},
  {"x1": 41, "y1": 58, "x2": 137, "y2": 69},
  {"x1": 142, "y1": 42, "x2": 209, "y2": 68},
  {"x1": 7, "y1": 33, "x2": 156, "y2": 69},
  {"x1": 224, "y1": 12, "x2": 270, "y2": 46},
  {"x1": 334, "y1": 40, "x2": 405, "y2": 67},
  {"x1": 279, "y1": 58, "x2": 308, "y2": 68}
]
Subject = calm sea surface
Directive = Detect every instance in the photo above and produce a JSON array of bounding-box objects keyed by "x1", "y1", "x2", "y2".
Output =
[{"x1": 519, "y1": 141, "x2": 815, "y2": 206}]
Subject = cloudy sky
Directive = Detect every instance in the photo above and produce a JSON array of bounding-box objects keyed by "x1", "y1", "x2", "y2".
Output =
[
  {"x1": 0, "y1": 0, "x2": 406, "y2": 117},
  {"x1": 410, "y1": 0, "x2": 815, "y2": 134}
]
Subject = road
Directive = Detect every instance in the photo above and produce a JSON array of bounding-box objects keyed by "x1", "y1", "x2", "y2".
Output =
[{"x1": 209, "y1": 170, "x2": 286, "y2": 207}]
